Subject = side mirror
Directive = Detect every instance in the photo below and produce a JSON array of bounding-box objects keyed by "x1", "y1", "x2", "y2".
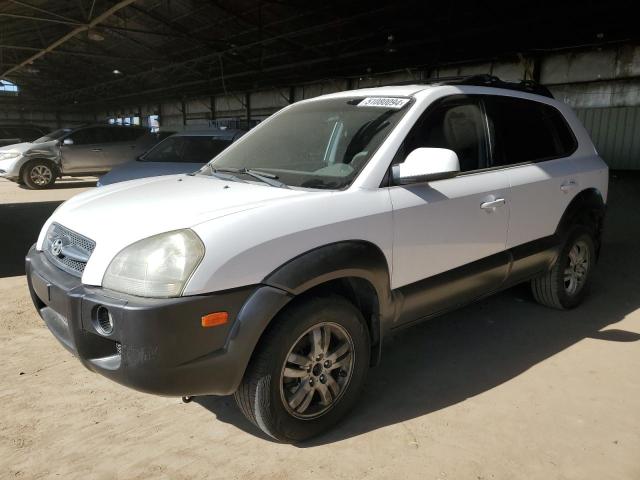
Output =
[
  {"x1": 392, "y1": 148, "x2": 460, "y2": 185},
  {"x1": 62, "y1": 137, "x2": 74, "y2": 146}
]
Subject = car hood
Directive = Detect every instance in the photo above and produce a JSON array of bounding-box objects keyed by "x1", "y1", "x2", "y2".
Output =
[
  {"x1": 37, "y1": 173, "x2": 309, "y2": 284},
  {"x1": 98, "y1": 160, "x2": 204, "y2": 186},
  {"x1": 0, "y1": 142, "x2": 32, "y2": 153},
  {"x1": 0, "y1": 140, "x2": 57, "y2": 155}
]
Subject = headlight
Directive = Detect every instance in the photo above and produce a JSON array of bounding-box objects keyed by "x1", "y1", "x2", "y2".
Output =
[
  {"x1": 103, "y1": 229, "x2": 205, "y2": 298},
  {"x1": 0, "y1": 151, "x2": 21, "y2": 160}
]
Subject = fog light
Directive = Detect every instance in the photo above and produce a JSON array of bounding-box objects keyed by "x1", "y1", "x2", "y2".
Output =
[{"x1": 94, "y1": 305, "x2": 114, "y2": 335}]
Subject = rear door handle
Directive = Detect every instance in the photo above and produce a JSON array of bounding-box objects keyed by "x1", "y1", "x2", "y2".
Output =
[
  {"x1": 91, "y1": 148, "x2": 102, "y2": 152},
  {"x1": 480, "y1": 198, "x2": 506, "y2": 210},
  {"x1": 561, "y1": 180, "x2": 578, "y2": 193}
]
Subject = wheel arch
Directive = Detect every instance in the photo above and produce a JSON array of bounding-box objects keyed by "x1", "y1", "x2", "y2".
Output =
[
  {"x1": 556, "y1": 187, "x2": 606, "y2": 256},
  {"x1": 19, "y1": 157, "x2": 60, "y2": 180},
  {"x1": 262, "y1": 240, "x2": 394, "y2": 364}
]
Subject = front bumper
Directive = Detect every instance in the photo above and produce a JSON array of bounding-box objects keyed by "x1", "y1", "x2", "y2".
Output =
[
  {"x1": 0, "y1": 157, "x2": 21, "y2": 178},
  {"x1": 26, "y1": 246, "x2": 291, "y2": 396}
]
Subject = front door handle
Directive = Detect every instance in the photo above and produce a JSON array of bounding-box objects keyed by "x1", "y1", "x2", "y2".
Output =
[
  {"x1": 480, "y1": 198, "x2": 506, "y2": 211},
  {"x1": 560, "y1": 180, "x2": 578, "y2": 193},
  {"x1": 91, "y1": 148, "x2": 102, "y2": 152}
]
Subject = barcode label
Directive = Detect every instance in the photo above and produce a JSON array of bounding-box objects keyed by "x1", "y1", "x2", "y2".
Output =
[{"x1": 357, "y1": 97, "x2": 410, "y2": 109}]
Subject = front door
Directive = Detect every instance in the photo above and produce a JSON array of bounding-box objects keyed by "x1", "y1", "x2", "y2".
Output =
[
  {"x1": 389, "y1": 95, "x2": 510, "y2": 323},
  {"x1": 60, "y1": 127, "x2": 112, "y2": 173}
]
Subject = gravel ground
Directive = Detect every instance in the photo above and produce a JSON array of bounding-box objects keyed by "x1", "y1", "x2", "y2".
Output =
[{"x1": 1, "y1": 175, "x2": 638, "y2": 480}]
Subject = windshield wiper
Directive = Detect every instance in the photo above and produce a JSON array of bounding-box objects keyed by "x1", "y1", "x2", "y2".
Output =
[{"x1": 211, "y1": 167, "x2": 290, "y2": 189}]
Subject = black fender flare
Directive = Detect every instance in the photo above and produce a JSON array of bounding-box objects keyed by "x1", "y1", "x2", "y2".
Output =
[
  {"x1": 262, "y1": 240, "x2": 395, "y2": 353},
  {"x1": 555, "y1": 188, "x2": 606, "y2": 255}
]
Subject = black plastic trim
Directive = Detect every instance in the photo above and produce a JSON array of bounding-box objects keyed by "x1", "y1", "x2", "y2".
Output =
[
  {"x1": 26, "y1": 245, "x2": 290, "y2": 396},
  {"x1": 391, "y1": 235, "x2": 562, "y2": 329},
  {"x1": 264, "y1": 240, "x2": 393, "y2": 318}
]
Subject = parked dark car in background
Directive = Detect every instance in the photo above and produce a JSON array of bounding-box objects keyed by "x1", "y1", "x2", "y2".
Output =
[
  {"x1": 0, "y1": 124, "x2": 48, "y2": 147},
  {"x1": 97, "y1": 128, "x2": 245, "y2": 186}
]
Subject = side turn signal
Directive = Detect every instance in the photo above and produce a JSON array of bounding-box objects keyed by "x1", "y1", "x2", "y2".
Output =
[{"x1": 201, "y1": 311, "x2": 229, "y2": 328}]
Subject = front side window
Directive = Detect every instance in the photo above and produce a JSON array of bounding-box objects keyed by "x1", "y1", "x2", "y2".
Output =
[
  {"x1": 485, "y1": 96, "x2": 577, "y2": 165},
  {"x1": 68, "y1": 127, "x2": 114, "y2": 145},
  {"x1": 207, "y1": 96, "x2": 412, "y2": 189},
  {"x1": 397, "y1": 96, "x2": 488, "y2": 172},
  {"x1": 140, "y1": 136, "x2": 233, "y2": 163},
  {"x1": 33, "y1": 129, "x2": 71, "y2": 143}
]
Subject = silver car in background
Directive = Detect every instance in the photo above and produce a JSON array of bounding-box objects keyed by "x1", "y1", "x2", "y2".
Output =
[
  {"x1": 97, "y1": 129, "x2": 245, "y2": 186},
  {"x1": 0, "y1": 124, "x2": 153, "y2": 189}
]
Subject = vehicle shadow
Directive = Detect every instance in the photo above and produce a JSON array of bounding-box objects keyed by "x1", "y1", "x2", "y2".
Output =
[
  {"x1": 18, "y1": 180, "x2": 96, "y2": 190},
  {"x1": 0, "y1": 201, "x2": 62, "y2": 278},
  {"x1": 195, "y1": 173, "x2": 640, "y2": 445}
]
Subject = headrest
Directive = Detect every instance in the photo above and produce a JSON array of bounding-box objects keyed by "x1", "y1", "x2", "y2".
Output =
[{"x1": 443, "y1": 105, "x2": 482, "y2": 151}]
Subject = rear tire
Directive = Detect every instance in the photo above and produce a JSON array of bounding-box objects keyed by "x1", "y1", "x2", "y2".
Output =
[
  {"x1": 21, "y1": 160, "x2": 57, "y2": 189},
  {"x1": 531, "y1": 225, "x2": 596, "y2": 309},
  {"x1": 234, "y1": 295, "x2": 370, "y2": 442}
]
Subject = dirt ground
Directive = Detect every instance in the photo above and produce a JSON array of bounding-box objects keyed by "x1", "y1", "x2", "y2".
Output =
[{"x1": 1, "y1": 175, "x2": 638, "y2": 480}]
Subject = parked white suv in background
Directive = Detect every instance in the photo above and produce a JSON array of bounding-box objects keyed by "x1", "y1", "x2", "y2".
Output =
[{"x1": 26, "y1": 76, "x2": 608, "y2": 442}]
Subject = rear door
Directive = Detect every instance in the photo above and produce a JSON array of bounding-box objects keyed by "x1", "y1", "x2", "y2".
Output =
[
  {"x1": 389, "y1": 95, "x2": 510, "y2": 321},
  {"x1": 483, "y1": 95, "x2": 580, "y2": 250},
  {"x1": 101, "y1": 127, "x2": 148, "y2": 168}
]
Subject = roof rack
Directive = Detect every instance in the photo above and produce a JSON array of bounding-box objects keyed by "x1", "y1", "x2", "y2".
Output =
[{"x1": 383, "y1": 74, "x2": 554, "y2": 98}]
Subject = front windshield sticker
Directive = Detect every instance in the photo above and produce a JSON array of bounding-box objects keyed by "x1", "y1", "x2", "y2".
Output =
[{"x1": 357, "y1": 97, "x2": 410, "y2": 109}]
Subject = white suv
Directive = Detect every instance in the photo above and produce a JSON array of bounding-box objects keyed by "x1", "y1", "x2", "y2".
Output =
[{"x1": 26, "y1": 76, "x2": 608, "y2": 442}]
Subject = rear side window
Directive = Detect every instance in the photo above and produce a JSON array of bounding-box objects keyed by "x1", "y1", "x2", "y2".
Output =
[
  {"x1": 485, "y1": 96, "x2": 577, "y2": 166},
  {"x1": 113, "y1": 127, "x2": 147, "y2": 142}
]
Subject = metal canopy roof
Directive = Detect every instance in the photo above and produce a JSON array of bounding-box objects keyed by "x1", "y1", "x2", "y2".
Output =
[{"x1": 0, "y1": 0, "x2": 636, "y2": 109}]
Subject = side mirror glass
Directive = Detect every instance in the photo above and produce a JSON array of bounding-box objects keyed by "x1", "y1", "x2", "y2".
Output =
[
  {"x1": 392, "y1": 148, "x2": 460, "y2": 185},
  {"x1": 62, "y1": 137, "x2": 74, "y2": 146}
]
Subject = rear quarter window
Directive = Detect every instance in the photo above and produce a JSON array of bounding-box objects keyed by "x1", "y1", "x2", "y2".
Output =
[
  {"x1": 485, "y1": 96, "x2": 577, "y2": 166},
  {"x1": 114, "y1": 127, "x2": 147, "y2": 142}
]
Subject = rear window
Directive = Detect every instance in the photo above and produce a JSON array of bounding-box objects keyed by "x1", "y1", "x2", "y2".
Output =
[
  {"x1": 140, "y1": 136, "x2": 233, "y2": 163},
  {"x1": 485, "y1": 96, "x2": 577, "y2": 166}
]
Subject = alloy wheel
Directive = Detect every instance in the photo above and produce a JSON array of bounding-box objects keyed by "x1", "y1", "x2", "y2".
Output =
[
  {"x1": 30, "y1": 165, "x2": 52, "y2": 186},
  {"x1": 564, "y1": 239, "x2": 590, "y2": 295},
  {"x1": 279, "y1": 322, "x2": 355, "y2": 419}
]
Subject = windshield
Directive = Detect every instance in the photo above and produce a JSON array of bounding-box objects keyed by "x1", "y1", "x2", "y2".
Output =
[
  {"x1": 33, "y1": 128, "x2": 72, "y2": 143},
  {"x1": 140, "y1": 135, "x2": 233, "y2": 163},
  {"x1": 206, "y1": 96, "x2": 412, "y2": 189}
]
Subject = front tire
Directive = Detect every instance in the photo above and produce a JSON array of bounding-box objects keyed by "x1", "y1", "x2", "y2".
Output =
[
  {"x1": 531, "y1": 226, "x2": 596, "y2": 309},
  {"x1": 234, "y1": 295, "x2": 370, "y2": 442},
  {"x1": 21, "y1": 160, "x2": 57, "y2": 189}
]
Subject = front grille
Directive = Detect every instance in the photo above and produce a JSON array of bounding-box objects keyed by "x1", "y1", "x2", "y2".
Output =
[{"x1": 43, "y1": 223, "x2": 96, "y2": 276}]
